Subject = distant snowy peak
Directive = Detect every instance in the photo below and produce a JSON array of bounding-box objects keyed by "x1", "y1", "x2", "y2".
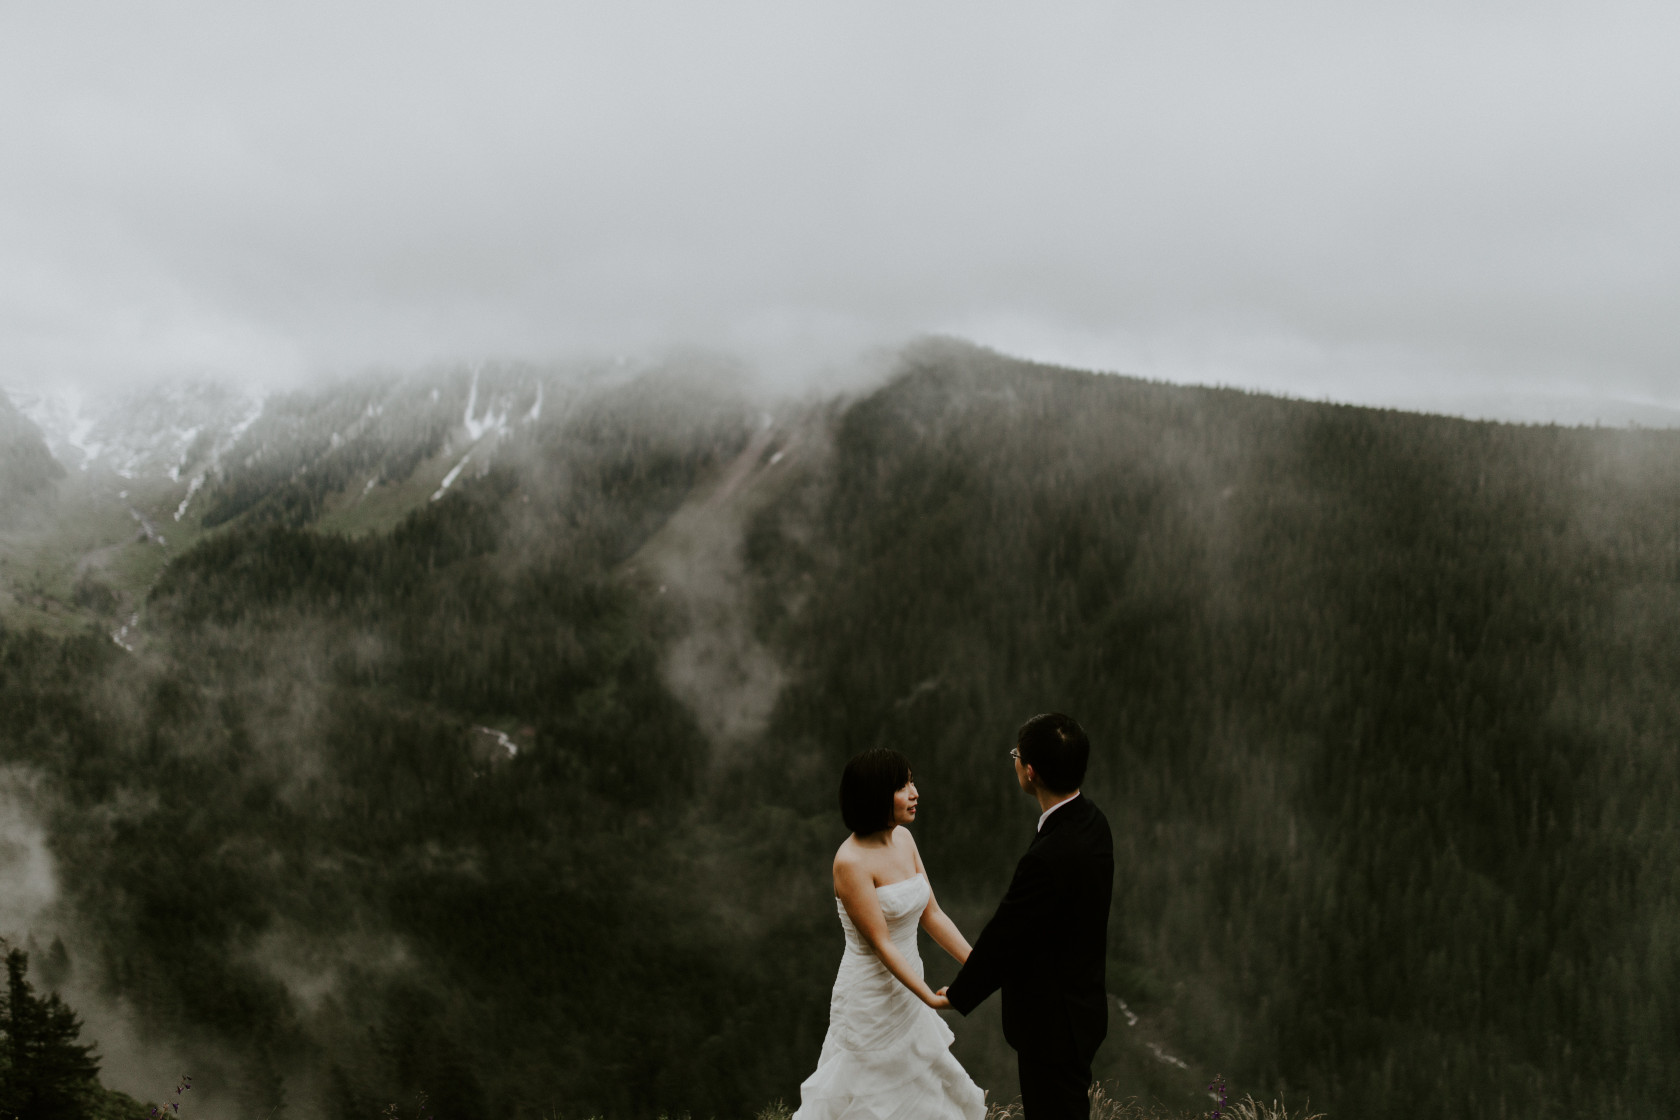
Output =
[
  {"x1": 10, "y1": 382, "x2": 265, "y2": 482},
  {"x1": 10, "y1": 364, "x2": 569, "y2": 523}
]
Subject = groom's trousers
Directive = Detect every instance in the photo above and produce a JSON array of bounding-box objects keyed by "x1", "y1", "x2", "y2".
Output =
[{"x1": 1017, "y1": 1046, "x2": 1093, "y2": 1120}]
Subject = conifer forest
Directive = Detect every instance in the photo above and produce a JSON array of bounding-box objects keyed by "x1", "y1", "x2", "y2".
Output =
[{"x1": 0, "y1": 341, "x2": 1675, "y2": 1119}]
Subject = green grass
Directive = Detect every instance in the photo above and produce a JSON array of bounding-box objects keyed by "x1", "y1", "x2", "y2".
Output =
[
  {"x1": 311, "y1": 448, "x2": 469, "y2": 539},
  {"x1": 0, "y1": 471, "x2": 167, "y2": 635}
]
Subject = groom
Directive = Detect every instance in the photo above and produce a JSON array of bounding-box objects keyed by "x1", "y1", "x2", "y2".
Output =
[{"x1": 942, "y1": 712, "x2": 1115, "y2": 1120}]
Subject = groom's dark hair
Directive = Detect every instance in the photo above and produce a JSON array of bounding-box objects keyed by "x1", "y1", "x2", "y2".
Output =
[
  {"x1": 840, "y1": 749, "x2": 912, "y2": 836},
  {"x1": 1016, "y1": 712, "x2": 1088, "y2": 794}
]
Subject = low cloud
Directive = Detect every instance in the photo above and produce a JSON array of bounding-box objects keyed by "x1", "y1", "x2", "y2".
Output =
[
  {"x1": 2, "y1": 4, "x2": 1677, "y2": 416},
  {"x1": 0, "y1": 771, "x2": 57, "y2": 939}
]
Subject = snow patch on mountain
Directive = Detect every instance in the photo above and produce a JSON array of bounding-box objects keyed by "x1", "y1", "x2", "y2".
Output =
[
  {"x1": 174, "y1": 474, "x2": 206, "y2": 521},
  {"x1": 461, "y1": 368, "x2": 517, "y2": 444},
  {"x1": 431, "y1": 452, "x2": 472, "y2": 501},
  {"x1": 12, "y1": 382, "x2": 265, "y2": 485}
]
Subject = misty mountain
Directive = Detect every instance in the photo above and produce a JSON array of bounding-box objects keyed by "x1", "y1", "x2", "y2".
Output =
[
  {"x1": 0, "y1": 363, "x2": 596, "y2": 641},
  {"x1": 12, "y1": 381, "x2": 262, "y2": 481},
  {"x1": 0, "y1": 341, "x2": 1675, "y2": 1120},
  {"x1": 0, "y1": 391, "x2": 65, "y2": 511},
  {"x1": 1388, "y1": 390, "x2": 1680, "y2": 429}
]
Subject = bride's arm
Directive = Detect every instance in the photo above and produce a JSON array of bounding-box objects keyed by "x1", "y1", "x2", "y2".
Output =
[
  {"x1": 834, "y1": 857, "x2": 951, "y2": 1009},
  {"x1": 906, "y1": 837, "x2": 972, "y2": 964},
  {"x1": 919, "y1": 888, "x2": 972, "y2": 965}
]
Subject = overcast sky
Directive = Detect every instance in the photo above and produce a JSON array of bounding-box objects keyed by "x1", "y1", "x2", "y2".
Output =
[{"x1": 3, "y1": 2, "x2": 1677, "y2": 420}]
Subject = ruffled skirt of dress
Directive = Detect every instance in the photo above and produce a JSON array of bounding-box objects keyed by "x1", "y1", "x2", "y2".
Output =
[{"x1": 792, "y1": 949, "x2": 986, "y2": 1120}]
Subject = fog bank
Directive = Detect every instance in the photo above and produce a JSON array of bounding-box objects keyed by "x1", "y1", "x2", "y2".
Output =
[{"x1": 3, "y1": 3, "x2": 1677, "y2": 421}]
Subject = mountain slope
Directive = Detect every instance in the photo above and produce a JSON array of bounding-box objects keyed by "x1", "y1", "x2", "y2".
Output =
[
  {"x1": 738, "y1": 340, "x2": 1680, "y2": 1117},
  {"x1": 0, "y1": 364, "x2": 592, "y2": 640},
  {"x1": 0, "y1": 391, "x2": 65, "y2": 511},
  {"x1": 0, "y1": 342, "x2": 1674, "y2": 1119}
]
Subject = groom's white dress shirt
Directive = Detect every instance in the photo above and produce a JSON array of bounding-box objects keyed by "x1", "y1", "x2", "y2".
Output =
[{"x1": 1036, "y1": 790, "x2": 1081, "y2": 832}]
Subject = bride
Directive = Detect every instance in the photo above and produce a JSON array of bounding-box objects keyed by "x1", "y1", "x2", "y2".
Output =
[{"x1": 792, "y1": 748, "x2": 987, "y2": 1120}]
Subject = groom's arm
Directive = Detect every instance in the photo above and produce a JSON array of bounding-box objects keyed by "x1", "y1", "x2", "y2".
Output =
[{"x1": 945, "y1": 849, "x2": 1057, "y2": 1016}]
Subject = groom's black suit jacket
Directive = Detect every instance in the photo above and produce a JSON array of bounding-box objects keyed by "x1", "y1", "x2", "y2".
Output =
[{"x1": 945, "y1": 794, "x2": 1114, "y2": 1060}]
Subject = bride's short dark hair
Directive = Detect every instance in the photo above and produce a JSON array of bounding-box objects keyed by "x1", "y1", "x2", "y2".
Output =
[
  {"x1": 1016, "y1": 712, "x2": 1089, "y2": 793},
  {"x1": 840, "y1": 749, "x2": 912, "y2": 836}
]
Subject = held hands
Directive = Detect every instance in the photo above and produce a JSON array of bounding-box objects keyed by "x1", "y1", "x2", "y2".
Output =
[{"x1": 924, "y1": 985, "x2": 951, "y2": 1011}]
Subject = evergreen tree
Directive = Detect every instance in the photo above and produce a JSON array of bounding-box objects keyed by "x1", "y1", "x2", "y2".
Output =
[{"x1": 0, "y1": 945, "x2": 100, "y2": 1120}]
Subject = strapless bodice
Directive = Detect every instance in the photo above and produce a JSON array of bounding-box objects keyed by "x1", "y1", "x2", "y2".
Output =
[{"x1": 836, "y1": 872, "x2": 928, "y2": 955}]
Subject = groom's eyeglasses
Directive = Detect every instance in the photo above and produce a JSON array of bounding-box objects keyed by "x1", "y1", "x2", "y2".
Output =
[{"x1": 1008, "y1": 747, "x2": 1021, "y2": 760}]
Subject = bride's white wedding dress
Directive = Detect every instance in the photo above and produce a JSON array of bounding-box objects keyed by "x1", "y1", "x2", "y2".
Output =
[{"x1": 792, "y1": 873, "x2": 986, "y2": 1120}]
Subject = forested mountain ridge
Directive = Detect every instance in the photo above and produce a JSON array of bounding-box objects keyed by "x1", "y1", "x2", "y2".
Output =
[
  {"x1": 739, "y1": 343, "x2": 1680, "y2": 1116},
  {"x1": 0, "y1": 341, "x2": 1675, "y2": 1118},
  {"x1": 0, "y1": 363, "x2": 593, "y2": 639}
]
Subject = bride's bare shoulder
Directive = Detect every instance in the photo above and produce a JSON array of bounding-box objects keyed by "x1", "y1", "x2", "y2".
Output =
[
  {"x1": 833, "y1": 835, "x2": 862, "y2": 869},
  {"x1": 833, "y1": 838, "x2": 875, "y2": 896}
]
